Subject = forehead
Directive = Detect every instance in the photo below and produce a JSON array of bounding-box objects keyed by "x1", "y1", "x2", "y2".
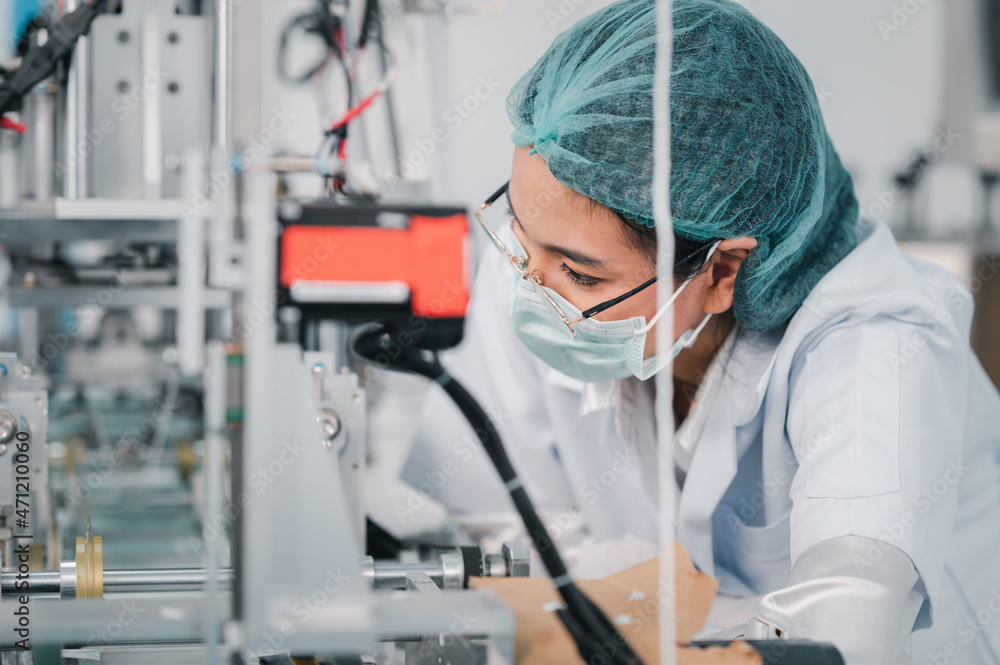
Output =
[
  {"x1": 508, "y1": 147, "x2": 644, "y2": 269},
  {"x1": 508, "y1": 148, "x2": 614, "y2": 228}
]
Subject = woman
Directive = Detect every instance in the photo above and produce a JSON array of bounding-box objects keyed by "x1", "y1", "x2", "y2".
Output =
[{"x1": 403, "y1": 1, "x2": 1000, "y2": 663}]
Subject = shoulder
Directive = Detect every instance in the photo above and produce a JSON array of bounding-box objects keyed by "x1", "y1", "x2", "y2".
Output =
[{"x1": 785, "y1": 217, "x2": 974, "y2": 358}]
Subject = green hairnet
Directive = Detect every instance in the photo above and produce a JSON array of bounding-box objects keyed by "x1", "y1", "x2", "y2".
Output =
[{"x1": 506, "y1": 0, "x2": 859, "y2": 331}]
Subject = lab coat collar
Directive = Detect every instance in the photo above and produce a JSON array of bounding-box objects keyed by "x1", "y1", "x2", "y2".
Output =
[
  {"x1": 725, "y1": 328, "x2": 784, "y2": 426},
  {"x1": 676, "y1": 385, "x2": 737, "y2": 578},
  {"x1": 674, "y1": 328, "x2": 783, "y2": 577}
]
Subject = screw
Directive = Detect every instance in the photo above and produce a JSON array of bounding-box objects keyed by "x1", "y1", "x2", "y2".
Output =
[
  {"x1": 0, "y1": 412, "x2": 16, "y2": 444},
  {"x1": 316, "y1": 409, "x2": 341, "y2": 442},
  {"x1": 167, "y1": 82, "x2": 179, "y2": 94},
  {"x1": 167, "y1": 32, "x2": 179, "y2": 44},
  {"x1": 117, "y1": 30, "x2": 129, "y2": 43},
  {"x1": 117, "y1": 80, "x2": 130, "y2": 93}
]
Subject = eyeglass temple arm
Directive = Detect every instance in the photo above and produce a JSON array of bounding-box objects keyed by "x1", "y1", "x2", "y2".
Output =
[
  {"x1": 580, "y1": 274, "x2": 659, "y2": 320},
  {"x1": 484, "y1": 181, "x2": 509, "y2": 206},
  {"x1": 581, "y1": 238, "x2": 725, "y2": 321}
]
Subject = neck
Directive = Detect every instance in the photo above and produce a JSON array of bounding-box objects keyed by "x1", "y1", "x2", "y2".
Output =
[{"x1": 671, "y1": 315, "x2": 733, "y2": 387}]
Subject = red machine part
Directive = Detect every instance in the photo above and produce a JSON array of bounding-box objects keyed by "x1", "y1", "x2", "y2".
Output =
[{"x1": 280, "y1": 213, "x2": 470, "y2": 319}]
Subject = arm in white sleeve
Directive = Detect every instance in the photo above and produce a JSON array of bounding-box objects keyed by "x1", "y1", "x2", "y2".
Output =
[{"x1": 744, "y1": 535, "x2": 925, "y2": 665}]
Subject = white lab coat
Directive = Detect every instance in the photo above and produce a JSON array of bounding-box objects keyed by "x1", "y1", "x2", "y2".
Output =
[{"x1": 402, "y1": 216, "x2": 1000, "y2": 664}]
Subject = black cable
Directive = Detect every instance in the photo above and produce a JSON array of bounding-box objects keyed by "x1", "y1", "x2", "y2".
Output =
[
  {"x1": 357, "y1": 0, "x2": 380, "y2": 49},
  {"x1": 277, "y1": 7, "x2": 342, "y2": 86},
  {"x1": 353, "y1": 326, "x2": 646, "y2": 665},
  {"x1": 0, "y1": 0, "x2": 109, "y2": 117},
  {"x1": 15, "y1": 13, "x2": 50, "y2": 58}
]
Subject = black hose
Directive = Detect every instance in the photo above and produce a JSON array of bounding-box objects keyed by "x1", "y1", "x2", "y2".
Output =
[
  {"x1": 0, "y1": 0, "x2": 110, "y2": 116},
  {"x1": 353, "y1": 325, "x2": 645, "y2": 665}
]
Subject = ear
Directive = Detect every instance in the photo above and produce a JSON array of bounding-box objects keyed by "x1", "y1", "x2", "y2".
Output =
[{"x1": 703, "y1": 237, "x2": 757, "y2": 315}]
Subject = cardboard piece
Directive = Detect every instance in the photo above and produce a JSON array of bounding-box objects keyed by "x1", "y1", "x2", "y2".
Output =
[{"x1": 470, "y1": 542, "x2": 762, "y2": 665}]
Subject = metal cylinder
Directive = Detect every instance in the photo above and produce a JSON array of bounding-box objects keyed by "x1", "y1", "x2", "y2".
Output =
[
  {"x1": 4, "y1": 561, "x2": 440, "y2": 595},
  {"x1": 63, "y1": 0, "x2": 89, "y2": 199},
  {"x1": 212, "y1": 0, "x2": 232, "y2": 155},
  {"x1": 370, "y1": 562, "x2": 449, "y2": 590},
  {"x1": 59, "y1": 560, "x2": 76, "y2": 598},
  {"x1": 32, "y1": 87, "x2": 55, "y2": 202},
  {"x1": 103, "y1": 568, "x2": 235, "y2": 592},
  {"x1": 2, "y1": 546, "x2": 525, "y2": 596},
  {"x1": 3, "y1": 567, "x2": 235, "y2": 596}
]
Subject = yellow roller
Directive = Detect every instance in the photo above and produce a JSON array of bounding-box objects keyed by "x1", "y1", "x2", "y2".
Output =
[
  {"x1": 76, "y1": 535, "x2": 103, "y2": 598},
  {"x1": 176, "y1": 438, "x2": 199, "y2": 483}
]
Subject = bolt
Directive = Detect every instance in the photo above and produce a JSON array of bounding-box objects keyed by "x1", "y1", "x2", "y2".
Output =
[
  {"x1": 0, "y1": 412, "x2": 17, "y2": 444},
  {"x1": 502, "y1": 541, "x2": 531, "y2": 578},
  {"x1": 167, "y1": 32, "x2": 179, "y2": 44},
  {"x1": 316, "y1": 409, "x2": 341, "y2": 441},
  {"x1": 312, "y1": 364, "x2": 324, "y2": 400},
  {"x1": 167, "y1": 82, "x2": 179, "y2": 94},
  {"x1": 117, "y1": 30, "x2": 129, "y2": 43},
  {"x1": 117, "y1": 80, "x2": 130, "y2": 93}
]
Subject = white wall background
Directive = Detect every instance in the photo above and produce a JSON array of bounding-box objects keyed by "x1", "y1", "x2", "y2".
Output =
[{"x1": 260, "y1": 0, "x2": 979, "y2": 241}]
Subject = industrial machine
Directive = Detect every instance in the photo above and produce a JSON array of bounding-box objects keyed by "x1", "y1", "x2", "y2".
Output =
[{"x1": 0, "y1": 0, "x2": 530, "y2": 662}]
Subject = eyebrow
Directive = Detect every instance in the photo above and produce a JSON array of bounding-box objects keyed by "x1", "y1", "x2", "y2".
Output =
[{"x1": 505, "y1": 189, "x2": 607, "y2": 270}]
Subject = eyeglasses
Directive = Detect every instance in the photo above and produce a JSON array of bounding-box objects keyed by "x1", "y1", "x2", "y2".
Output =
[{"x1": 473, "y1": 181, "x2": 716, "y2": 337}]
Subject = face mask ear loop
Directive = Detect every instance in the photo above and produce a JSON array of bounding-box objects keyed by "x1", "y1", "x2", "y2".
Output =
[
  {"x1": 675, "y1": 311, "x2": 714, "y2": 351},
  {"x1": 634, "y1": 239, "x2": 724, "y2": 336}
]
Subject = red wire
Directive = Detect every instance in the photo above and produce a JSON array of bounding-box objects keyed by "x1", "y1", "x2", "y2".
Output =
[
  {"x1": 323, "y1": 23, "x2": 388, "y2": 181},
  {"x1": 334, "y1": 25, "x2": 346, "y2": 56},
  {"x1": 330, "y1": 87, "x2": 382, "y2": 131},
  {"x1": 0, "y1": 117, "x2": 27, "y2": 134}
]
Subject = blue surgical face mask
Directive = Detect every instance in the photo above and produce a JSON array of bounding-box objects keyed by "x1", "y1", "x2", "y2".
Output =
[{"x1": 507, "y1": 234, "x2": 717, "y2": 383}]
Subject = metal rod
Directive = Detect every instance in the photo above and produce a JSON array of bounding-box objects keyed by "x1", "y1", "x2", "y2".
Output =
[
  {"x1": 63, "y1": 0, "x2": 89, "y2": 199},
  {"x1": 33, "y1": 87, "x2": 54, "y2": 202},
  {"x1": 2, "y1": 559, "x2": 452, "y2": 595},
  {"x1": 103, "y1": 568, "x2": 235, "y2": 592},
  {"x1": 212, "y1": 0, "x2": 232, "y2": 155},
  {"x1": 2, "y1": 568, "x2": 234, "y2": 595}
]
